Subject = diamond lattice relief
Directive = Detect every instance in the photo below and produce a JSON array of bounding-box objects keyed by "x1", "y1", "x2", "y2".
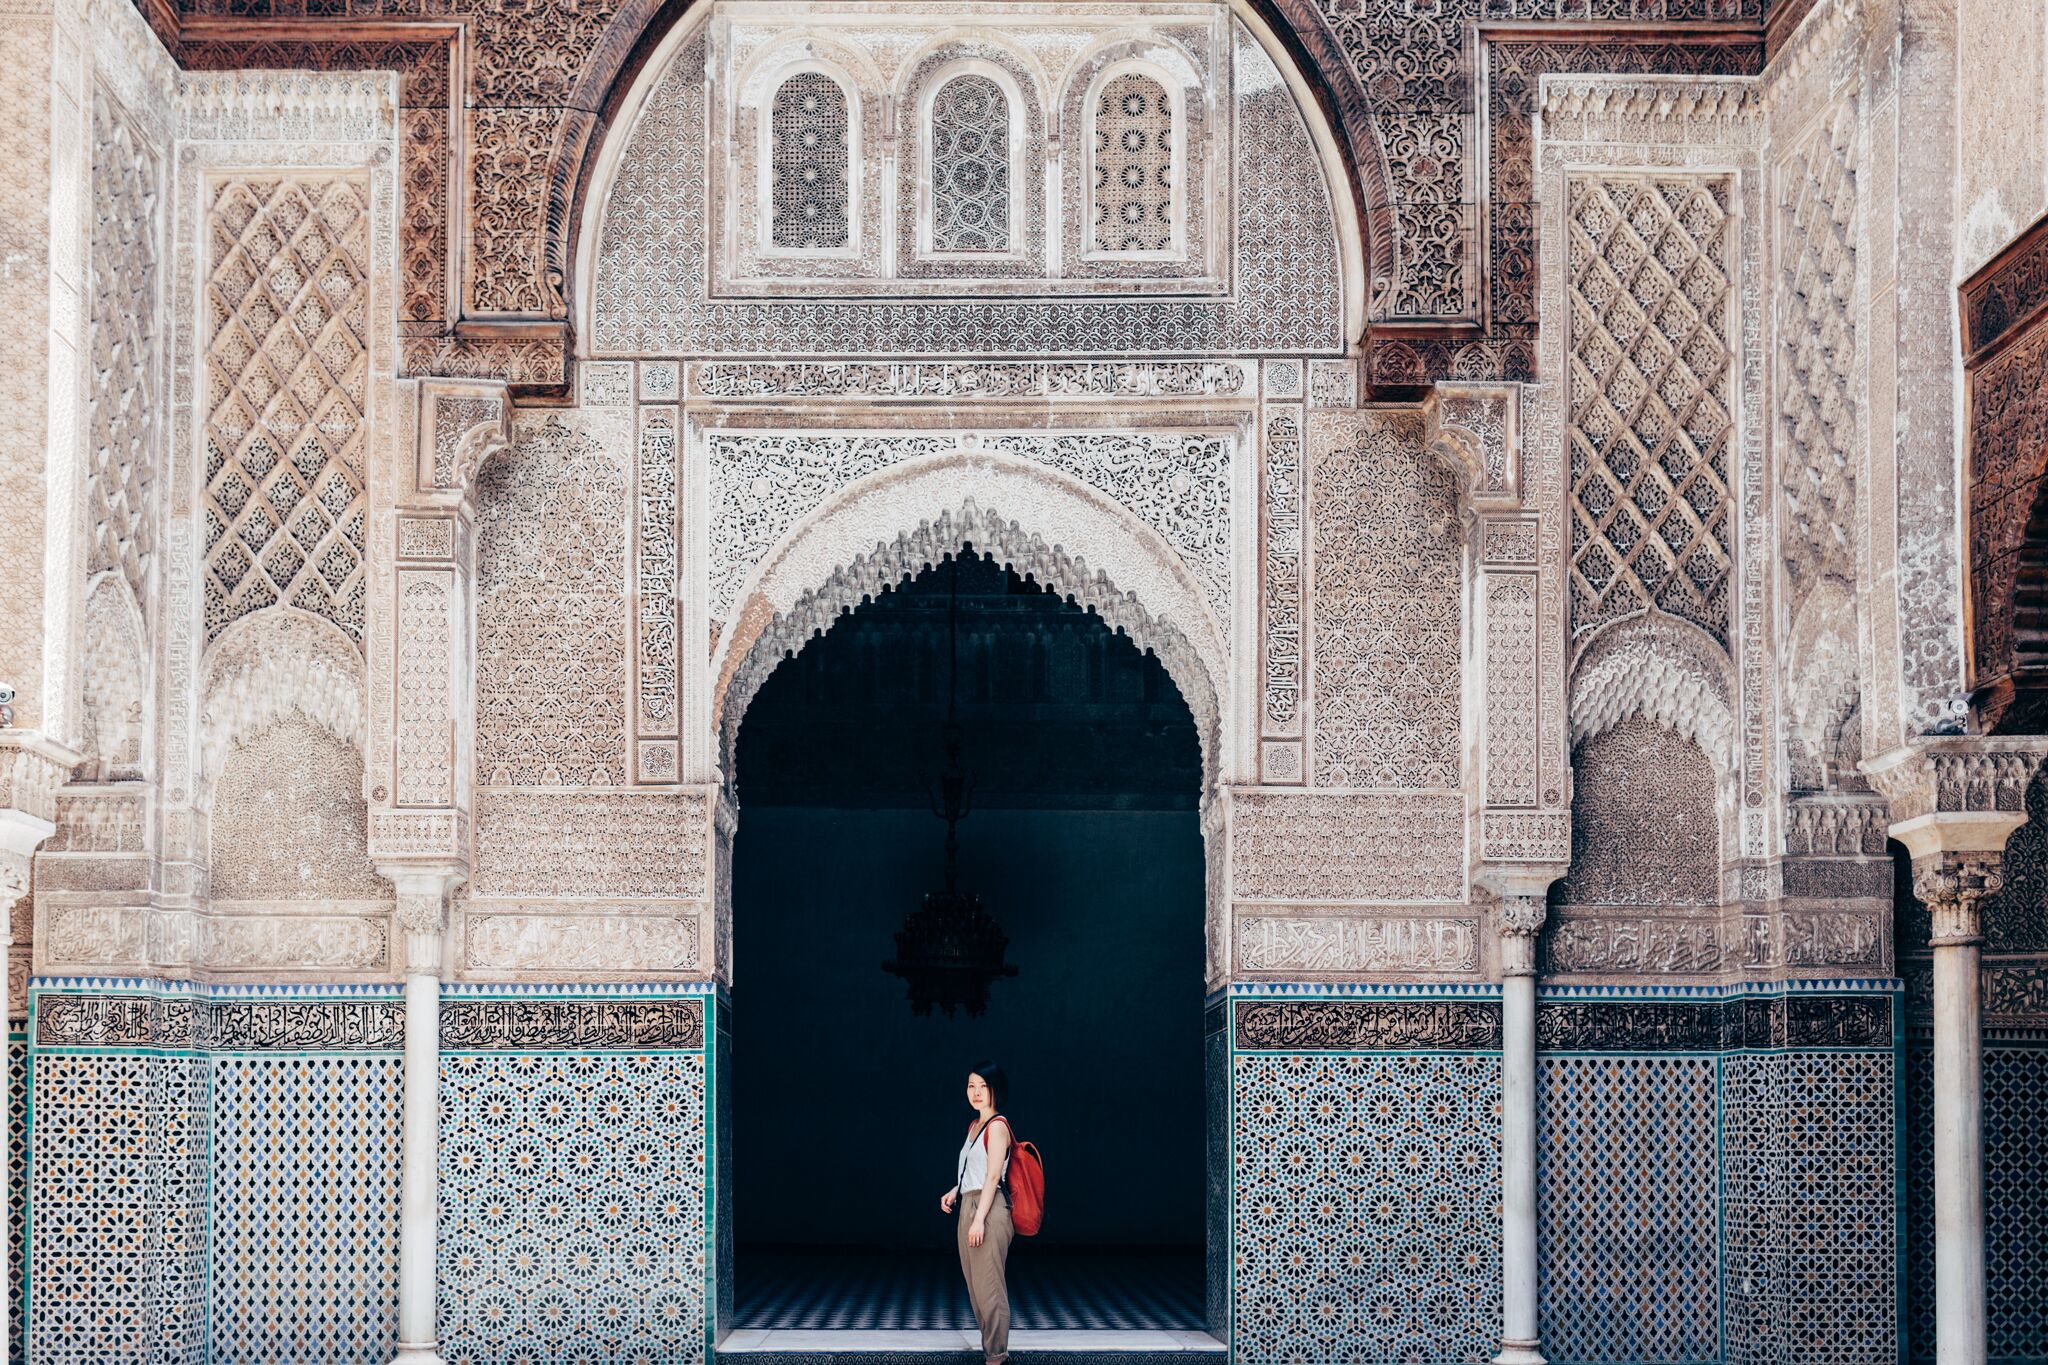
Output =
[
  {"x1": 87, "y1": 91, "x2": 161, "y2": 613},
  {"x1": 1566, "y1": 174, "x2": 1734, "y2": 647},
  {"x1": 202, "y1": 177, "x2": 371, "y2": 647},
  {"x1": 1779, "y1": 104, "x2": 1858, "y2": 598}
]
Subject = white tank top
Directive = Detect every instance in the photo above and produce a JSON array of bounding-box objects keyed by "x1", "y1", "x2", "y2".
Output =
[{"x1": 957, "y1": 1117, "x2": 1006, "y2": 1192}]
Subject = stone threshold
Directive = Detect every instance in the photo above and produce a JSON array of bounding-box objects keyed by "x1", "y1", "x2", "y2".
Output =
[{"x1": 716, "y1": 1328, "x2": 1227, "y2": 1361}]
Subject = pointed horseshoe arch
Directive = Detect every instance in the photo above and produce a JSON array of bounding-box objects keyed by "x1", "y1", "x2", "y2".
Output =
[{"x1": 710, "y1": 449, "x2": 1232, "y2": 796}]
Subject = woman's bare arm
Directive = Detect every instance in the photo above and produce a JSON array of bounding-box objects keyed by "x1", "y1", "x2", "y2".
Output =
[{"x1": 967, "y1": 1121, "x2": 1011, "y2": 1247}]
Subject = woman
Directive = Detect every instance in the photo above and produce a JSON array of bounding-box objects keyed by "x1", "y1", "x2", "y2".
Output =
[{"x1": 939, "y1": 1062, "x2": 1014, "y2": 1365}]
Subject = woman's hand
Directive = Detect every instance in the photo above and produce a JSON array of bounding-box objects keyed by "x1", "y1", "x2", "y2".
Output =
[
  {"x1": 940, "y1": 1186, "x2": 958, "y2": 1214},
  {"x1": 967, "y1": 1217, "x2": 987, "y2": 1248}
]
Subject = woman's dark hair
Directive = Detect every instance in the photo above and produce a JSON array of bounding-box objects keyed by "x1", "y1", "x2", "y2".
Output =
[{"x1": 969, "y1": 1061, "x2": 1008, "y2": 1112}]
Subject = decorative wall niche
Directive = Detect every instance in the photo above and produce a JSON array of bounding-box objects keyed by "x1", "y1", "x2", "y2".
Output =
[{"x1": 680, "y1": 1, "x2": 1254, "y2": 311}]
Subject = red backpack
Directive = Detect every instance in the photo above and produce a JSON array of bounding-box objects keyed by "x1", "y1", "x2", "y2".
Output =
[{"x1": 984, "y1": 1115, "x2": 1046, "y2": 1236}]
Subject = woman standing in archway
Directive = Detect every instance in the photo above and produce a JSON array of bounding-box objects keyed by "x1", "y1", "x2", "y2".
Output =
[{"x1": 942, "y1": 1064, "x2": 1014, "y2": 1364}]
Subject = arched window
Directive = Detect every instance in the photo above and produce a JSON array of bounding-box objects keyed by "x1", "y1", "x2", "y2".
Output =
[
  {"x1": 1090, "y1": 71, "x2": 1175, "y2": 254},
  {"x1": 769, "y1": 71, "x2": 851, "y2": 249},
  {"x1": 929, "y1": 74, "x2": 1011, "y2": 253}
]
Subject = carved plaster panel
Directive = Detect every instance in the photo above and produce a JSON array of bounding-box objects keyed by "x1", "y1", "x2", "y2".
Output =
[
  {"x1": 167, "y1": 69, "x2": 398, "y2": 842},
  {"x1": 1234, "y1": 909, "x2": 1479, "y2": 974},
  {"x1": 590, "y1": 19, "x2": 1343, "y2": 354},
  {"x1": 470, "y1": 791, "x2": 709, "y2": 900},
  {"x1": 457, "y1": 905, "x2": 703, "y2": 976},
  {"x1": 705, "y1": 426, "x2": 1235, "y2": 627},
  {"x1": 1231, "y1": 791, "x2": 1465, "y2": 902},
  {"x1": 210, "y1": 717, "x2": 386, "y2": 902},
  {"x1": 1537, "y1": 78, "x2": 1769, "y2": 863},
  {"x1": 475, "y1": 411, "x2": 631, "y2": 787},
  {"x1": 1306, "y1": 408, "x2": 1462, "y2": 790}
]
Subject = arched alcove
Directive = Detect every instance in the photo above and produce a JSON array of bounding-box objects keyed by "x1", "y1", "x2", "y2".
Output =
[{"x1": 728, "y1": 550, "x2": 1210, "y2": 1333}]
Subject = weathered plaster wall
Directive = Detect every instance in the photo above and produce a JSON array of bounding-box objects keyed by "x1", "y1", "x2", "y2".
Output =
[{"x1": 1958, "y1": 0, "x2": 2048, "y2": 279}]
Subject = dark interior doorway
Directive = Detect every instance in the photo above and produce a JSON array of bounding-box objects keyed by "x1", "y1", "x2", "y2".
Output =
[{"x1": 731, "y1": 550, "x2": 1206, "y2": 1331}]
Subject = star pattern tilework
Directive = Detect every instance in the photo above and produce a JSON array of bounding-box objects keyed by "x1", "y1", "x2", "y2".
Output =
[
  {"x1": 438, "y1": 1052, "x2": 709, "y2": 1365},
  {"x1": 1232, "y1": 1053, "x2": 1502, "y2": 1363}
]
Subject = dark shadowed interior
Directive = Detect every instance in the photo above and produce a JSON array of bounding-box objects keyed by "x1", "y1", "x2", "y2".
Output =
[{"x1": 730, "y1": 551, "x2": 1206, "y2": 1330}]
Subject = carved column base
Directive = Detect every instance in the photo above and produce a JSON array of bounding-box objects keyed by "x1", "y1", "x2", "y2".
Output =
[{"x1": 1495, "y1": 1341, "x2": 1548, "y2": 1365}]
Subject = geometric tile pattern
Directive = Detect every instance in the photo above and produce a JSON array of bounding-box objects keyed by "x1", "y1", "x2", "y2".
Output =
[
  {"x1": 1903, "y1": 1041, "x2": 1935, "y2": 1362},
  {"x1": 1780, "y1": 1052, "x2": 1896, "y2": 1364},
  {"x1": 1232, "y1": 1053, "x2": 1502, "y2": 1364},
  {"x1": 157, "y1": 1055, "x2": 212, "y2": 1364},
  {"x1": 1537, "y1": 1056, "x2": 1719, "y2": 1363},
  {"x1": 28, "y1": 1050, "x2": 211, "y2": 1365},
  {"x1": 9, "y1": 1036, "x2": 24, "y2": 1365},
  {"x1": 438, "y1": 1052, "x2": 709, "y2": 1365},
  {"x1": 207, "y1": 1057, "x2": 401, "y2": 1364},
  {"x1": 1724, "y1": 1051, "x2": 1897, "y2": 1365},
  {"x1": 1984, "y1": 1045, "x2": 2048, "y2": 1363}
]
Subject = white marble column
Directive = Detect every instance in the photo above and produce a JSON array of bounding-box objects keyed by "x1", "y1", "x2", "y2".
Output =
[
  {"x1": 1923, "y1": 856, "x2": 1998, "y2": 1365},
  {"x1": 1495, "y1": 892, "x2": 1547, "y2": 1365},
  {"x1": 385, "y1": 867, "x2": 463, "y2": 1365}
]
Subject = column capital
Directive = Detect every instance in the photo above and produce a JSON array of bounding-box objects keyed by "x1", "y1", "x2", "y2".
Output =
[
  {"x1": 1912, "y1": 852, "x2": 2003, "y2": 947},
  {"x1": 1476, "y1": 865, "x2": 1563, "y2": 978},
  {"x1": 376, "y1": 861, "x2": 466, "y2": 975}
]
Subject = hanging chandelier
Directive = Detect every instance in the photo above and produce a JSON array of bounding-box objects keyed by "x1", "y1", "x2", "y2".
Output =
[{"x1": 882, "y1": 556, "x2": 1018, "y2": 1018}]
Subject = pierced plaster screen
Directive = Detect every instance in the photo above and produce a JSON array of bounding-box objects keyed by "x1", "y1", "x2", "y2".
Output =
[
  {"x1": 1092, "y1": 72, "x2": 1174, "y2": 254},
  {"x1": 930, "y1": 75, "x2": 1011, "y2": 253},
  {"x1": 1565, "y1": 174, "x2": 1734, "y2": 648},
  {"x1": 769, "y1": 72, "x2": 851, "y2": 250}
]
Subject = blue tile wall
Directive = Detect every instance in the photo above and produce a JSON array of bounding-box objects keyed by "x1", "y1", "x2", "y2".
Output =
[
  {"x1": 1205, "y1": 1002, "x2": 1228, "y2": 1340},
  {"x1": 1909, "y1": 1039, "x2": 2048, "y2": 1365},
  {"x1": 1984, "y1": 1045, "x2": 2048, "y2": 1363},
  {"x1": 9, "y1": 1034, "x2": 26, "y2": 1365},
  {"x1": 436, "y1": 987, "x2": 713, "y2": 1365},
  {"x1": 27, "y1": 1046, "x2": 210, "y2": 1365},
  {"x1": 1537, "y1": 1056, "x2": 1720, "y2": 1363},
  {"x1": 1720, "y1": 1054, "x2": 1782, "y2": 1365},
  {"x1": 1231, "y1": 1022, "x2": 1504, "y2": 1365},
  {"x1": 206, "y1": 1056, "x2": 400, "y2": 1363},
  {"x1": 1904, "y1": 1041, "x2": 1935, "y2": 1362}
]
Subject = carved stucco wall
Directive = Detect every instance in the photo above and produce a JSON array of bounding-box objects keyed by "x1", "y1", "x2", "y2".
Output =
[
  {"x1": 474, "y1": 411, "x2": 630, "y2": 787},
  {"x1": 1536, "y1": 76, "x2": 1768, "y2": 984},
  {"x1": 1956, "y1": 0, "x2": 2048, "y2": 279},
  {"x1": 588, "y1": 16, "x2": 1345, "y2": 357},
  {"x1": 1307, "y1": 408, "x2": 1462, "y2": 791},
  {"x1": 1549, "y1": 714, "x2": 1725, "y2": 975}
]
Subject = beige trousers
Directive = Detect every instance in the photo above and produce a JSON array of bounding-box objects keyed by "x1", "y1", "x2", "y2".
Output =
[{"x1": 956, "y1": 1186, "x2": 1014, "y2": 1361}]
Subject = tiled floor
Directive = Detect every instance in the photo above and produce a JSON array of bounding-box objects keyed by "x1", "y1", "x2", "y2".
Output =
[
  {"x1": 735, "y1": 1246, "x2": 1207, "y2": 1331},
  {"x1": 717, "y1": 1328, "x2": 1225, "y2": 1354}
]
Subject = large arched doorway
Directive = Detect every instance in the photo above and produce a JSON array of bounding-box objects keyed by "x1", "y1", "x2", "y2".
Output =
[{"x1": 728, "y1": 549, "x2": 1210, "y2": 1345}]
